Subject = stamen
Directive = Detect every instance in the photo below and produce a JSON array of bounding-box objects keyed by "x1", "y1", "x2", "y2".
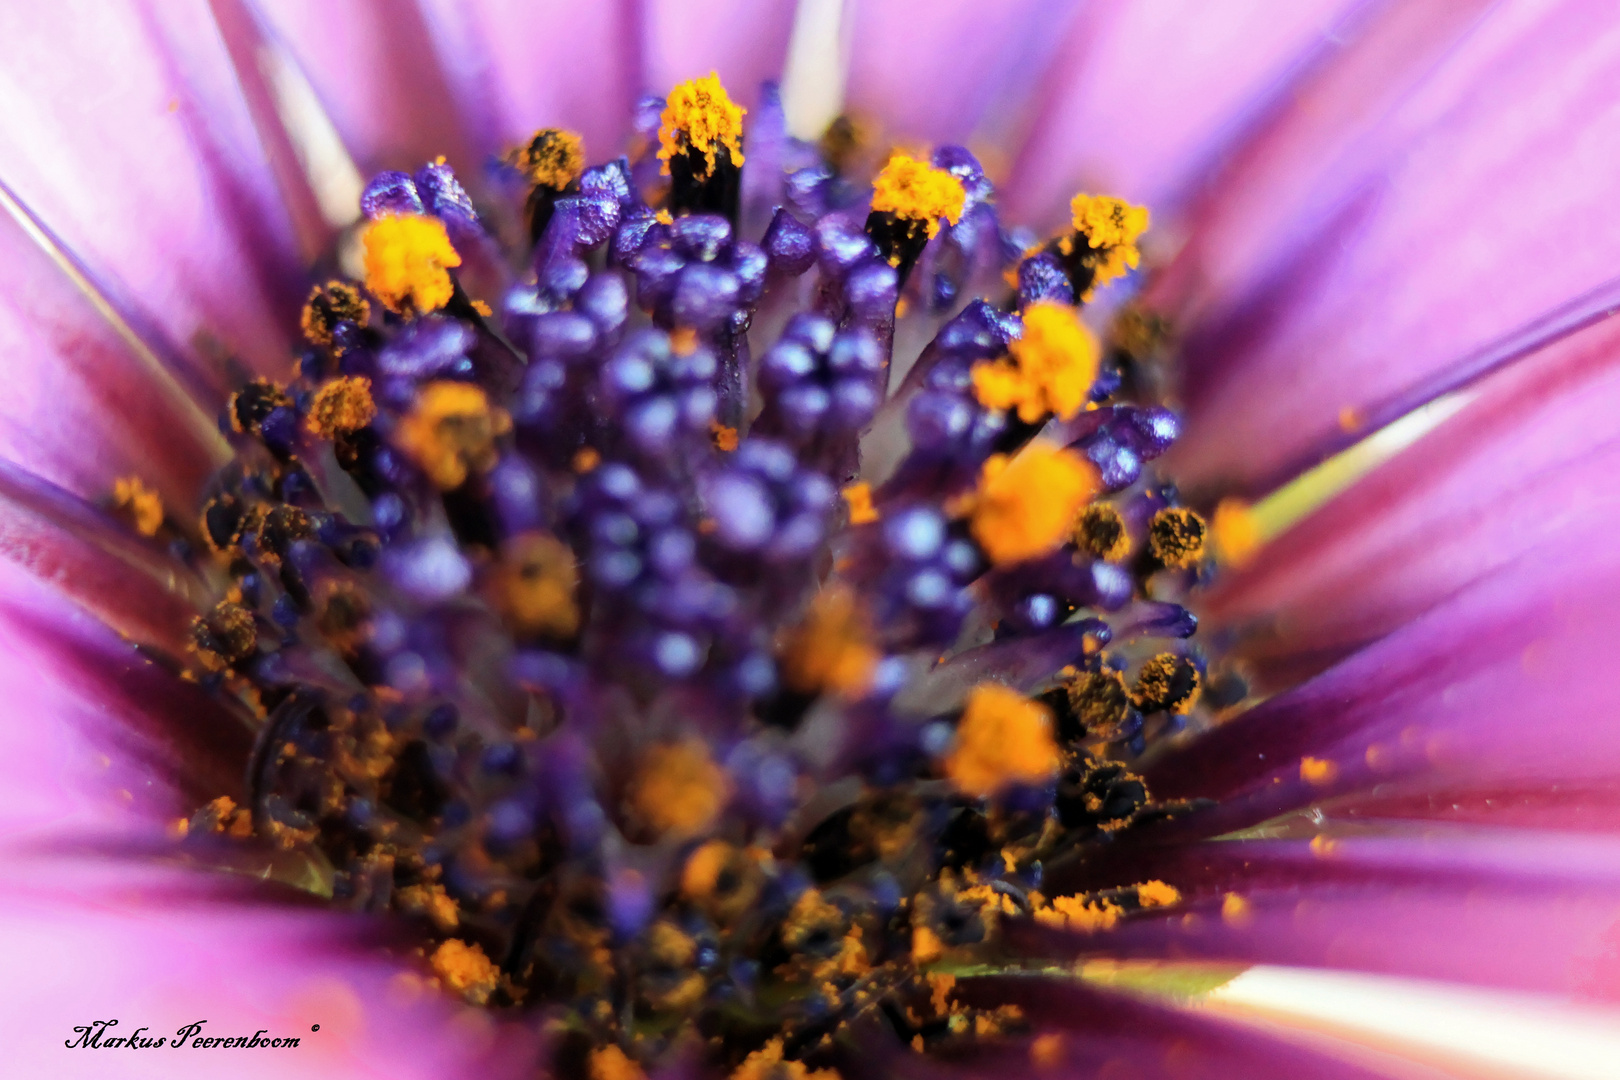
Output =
[
  {"x1": 945, "y1": 683, "x2": 1061, "y2": 798},
  {"x1": 1074, "y1": 502, "x2": 1129, "y2": 562},
  {"x1": 1130, "y1": 654, "x2": 1201, "y2": 715},
  {"x1": 428, "y1": 939, "x2": 500, "y2": 1005},
  {"x1": 626, "y1": 741, "x2": 730, "y2": 838},
  {"x1": 300, "y1": 280, "x2": 369, "y2": 345},
  {"x1": 394, "y1": 381, "x2": 505, "y2": 490},
  {"x1": 1061, "y1": 194, "x2": 1149, "y2": 300},
  {"x1": 1063, "y1": 669, "x2": 1132, "y2": 740},
  {"x1": 966, "y1": 442, "x2": 1098, "y2": 565},
  {"x1": 361, "y1": 213, "x2": 461, "y2": 314},
  {"x1": 110, "y1": 475, "x2": 163, "y2": 537},
  {"x1": 188, "y1": 600, "x2": 257, "y2": 672},
  {"x1": 866, "y1": 152, "x2": 966, "y2": 284},
  {"x1": 1147, "y1": 506, "x2": 1207, "y2": 568},
  {"x1": 227, "y1": 378, "x2": 292, "y2": 436},
  {"x1": 658, "y1": 73, "x2": 745, "y2": 217},
  {"x1": 971, "y1": 300, "x2": 1099, "y2": 422},
  {"x1": 508, "y1": 127, "x2": 585, "y2": 243},
  {"x1": 305, "y1": 375, "x2": 376, "y2": 438}
]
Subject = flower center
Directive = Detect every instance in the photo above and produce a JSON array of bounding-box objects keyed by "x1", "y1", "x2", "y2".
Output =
[{"x1": 125, "y1": 73, "x2": 1242, "y2": 1079}]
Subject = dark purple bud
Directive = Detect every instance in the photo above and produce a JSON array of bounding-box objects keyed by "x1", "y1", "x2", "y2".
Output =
[
  {"x1": 763, "y1": 208, "x2": 815, "y2": 275},
  {"x1": 360, "y1": 170, "x2": 422, "y2": 218}
]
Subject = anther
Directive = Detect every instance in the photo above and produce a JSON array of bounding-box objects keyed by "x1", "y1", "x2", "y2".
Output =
[
  {"x1": 1129, "y1": 653, "x2": 1201, "y2": 715},
  {"x1": 306, "y1": 375, "x2": 376, "y2": 439},
  {"x1": 395, "y1": 381, "x2": 506, "y2": 490},
  {"x1": 1147, "y1": 507, "x2": 1206, "y2": 569},
  {"x1": 865, "y1": 152, "x2": 965, "y2": 288},
  {"x1": 189, "y1": 600, "x2": 257, "y2": 672},
  {"x1": 507, "y1": 128, "x2": 585, "y2": 243},
  {"x1": 945, "y1": 683, "x2": 1061, "y2": 798},
  {"x1": 300, "y1": 281, "x2": 369, "y2": 346},
  {"x1": 228, "y1": 378, "x2": 292, "y2": 436},
  {"x1": 495, "y1": 531, "x2": 580, "y2": 640},
  {"x1": 971, "y1": 301, "x2": 1098, "y2": 423},
  {"x1": 361, "y1": 213, "x2": 462, "y2": 315},
  {"x1": 1055, "y1": 758, "x2": 1149, "y2": 836},
  {"x1": 1064, "y1": 668, "x2": 1132, "y2": 741},
  {"x1": 1074, "y1": 503, "x2": 1129, "y2": 562},
  {"x1": 967, "y1": 442, "x2": 1098, "y2": 565},
  {"x1": 658, "y1": 73, "x2": 745, "y2": 219}
]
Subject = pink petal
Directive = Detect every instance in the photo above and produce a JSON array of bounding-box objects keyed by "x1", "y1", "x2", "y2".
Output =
[
  {"x1": 0, "y1": 190, "x2": 227, "y2": 504},
  {"x1": 1028, "y1": 833, "x2": 1620, "y2": 999},
  {"x1": 642, "y1": 0, "x2": 797, "y2": 112},
  {"x1": 0, "y1": 858, "x2": 538, "y2": 1080},
  {"x1": 1000, "y1": 0, "x2": 1370, "y2": 226},
  {"x1": 1202, "y1": 305, "x2": 1620, "y2": 686},
  {"x1": 249, "y1": 0, "x2": 476, "y2": 174},
  {"x1": 414, "y1": 0, "x2": 643, "y2": 165},
  {"x1": 1164, "y1": 1, "x2": 1620, "y2": 493},
  {"x1": 0, "y1": 0, "x2": 305, "y2": 383},
  {"x1": 1144, "y1": 513, "x2": 1620, "y2": 837},
  {"x1": 0, "y1": 558, "x2": 240, "y2": 839},
  {"x1": 844, "y1": 0, "x2": 1074, "y2": 149}
]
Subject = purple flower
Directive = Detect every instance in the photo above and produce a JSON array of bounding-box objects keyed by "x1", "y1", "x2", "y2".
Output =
[{"x1": 4, "y1": 3, "x2": 1620, "y2": 1078}]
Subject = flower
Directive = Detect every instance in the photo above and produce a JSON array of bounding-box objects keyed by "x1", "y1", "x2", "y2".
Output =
[{"x1": 5, "y1": 2, "x2": 1620, "y2": 1079}]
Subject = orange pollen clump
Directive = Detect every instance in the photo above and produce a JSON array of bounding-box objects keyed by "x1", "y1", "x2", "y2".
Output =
[
  {"x1": 780, "y1": 586, "x2": 879, "y2": 697},
  {"x1": 841, "y1": 481, "x2": 879, "y2": 525},
  {"x1": 730, "y1": 1039, "x2": 839, "y2": 1080},
  {"x1": 1035, "y1": 894, "x2": 1123, "y2": 933},
  {"x1": 300, "y1": 280, "x2": 369, "y2": 345},
  {"x1": 428, "y1": 939, "x2": 500, "y2": 1005},
  {"x1": 1300, "y1": 756, "x2": 1339, "y2": 786},
  {"x1": 870, "y1": 152, "x2": 966, "y2": 238},
  {"x1": 945, "y1": 683, "x2": 1061, "y2": 798},
  {"x1": 658, "y1": 72, "x2": 746, "y2": 179},
  {"x1": 497, "y1": 531, "x2": 580, "y2": 639},
  {"x1": 361, "y1": 213, "x2": 461, "y2": 314},
  {"x1": 306, "y1": 375, "x2": 376, "y2": 438},
  {"x1": 111, "y1": 475, "x2": 163, "y2": 536},
  {"x1": 628, "y1": 740, "x2": 731, "y2": 838},
  {"x1": 967, "y1": 442, "x2": 1099, "y2": 565},
  {"x1": 710, "y1": 420, "x2": 739, "y2": 452},
  {"x1": 971, "y1": 301, "x2": 1099, "y2": 422},
  {"x1": 394, "y1": 381, "x2": 507, "y2": 490},
  {"x1": 508, "y1": 127, "x2": 585, "y2": 190},
  {"x1": 1031, "y1": 1033, "x2": 1066, "y2": 1070},
  {"x1": 589, "y1": 1046, "x2": 647, "y2": 1080},
  {"x1": 1061, "y1": 193, "x2": 1149, "y2": 299},
  {"x1": 1135, "y1": 880, "x2": 1181, "y2": 908},
  {"x1": 1212, "y1": 498, "x2": 1263, "y2": 566}
]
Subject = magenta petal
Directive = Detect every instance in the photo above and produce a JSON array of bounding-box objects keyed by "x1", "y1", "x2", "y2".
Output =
[
  {"x1": 414, "y1": 0, "x2": 642, "y2": 165},
  {"x1": 845, "y1": 0, "x2": 1074, "y2": 148},
  {"x1": 1204, "y1": 309, "x2": 1620, "y2": 685},
  {"x1": 0, "y1": 859, "x2": 539, "y2": 1079},
  {"x1": 0, "y1": 559, "x2": 244, "y2": 837},
  {"x1": 1143, "y1": 518, "x2": 1620, "y2": 838},
  {"x1": 0, "y1": 0, "x2": 304, "y2": 381},
  {"x1": 1029, "y1": 834, "x2": 1620, "y2": 998},
  {"x1": 940, "y1": 976, "x2": 1410, "y2": 1080},
  {"x1": 250, "y1": 0, "x2": 476, "y2": 174},
  {"x1": 0, "y1": 192, "x2": 227, "y2": 503},
  {"x1": 643, "y1": 0, "x2": 797, "y2": 111},
  {"x1": 1000, "y1": 0, "x2": 1367, "y2": 225},
  {"x1": 1165, "y1": 1, "x2": 1620, "y2": 492}
]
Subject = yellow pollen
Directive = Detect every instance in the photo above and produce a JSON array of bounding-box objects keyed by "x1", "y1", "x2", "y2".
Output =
[
  {"x1": 589, "y1": 1046, "x2": 646, "y2": 1080},
  {"x1": 1212, "y1": 498, "x2": 1263, "y2": 566},
  {"x1": 1130, "y1": 653, "x2": 1201, "y2": 715},
  {"x1": 1135, "y1": 880, "x2": 1181, "y2": 908},
  {"x1": 361, "y1": 213, "x2": 461, "y2": 314},
  {"x1": 1066, "y1": 669, "x2": 1130, "y2": 735},
  {"x1": 780, "y1": 586, "x2": 879, "y2": 698},
  {"x1": 658, "y1": 72, "x2": 746, "y2": 180},
  {"x1": 507, "y1": 128, "x2": 584, "y2": 189},
  {"x1": 1035, "y1": 894, "x2": 1123, "y2": 933},
  {"x1": 841, "y1": 481, "x2": 879, "y2": 525},
  {"x1": 111, "y1": 476, "x2": 163, "y2": 537},
  {"x1": 870, "y1": 152, "x2": 965, "y2": 238},
  {"x1": 300, "y1": 280, "x2": 369, "y2": 346},
  {"x1": 395, "y1": 882, "x2": 459, "y2": 932},
  {"x1": 627, "y1": 740, "x2": 730, "y2": 838},
  {"x1": 1147, "y1": 506, "x2": 1207, "y2": 568},
  {"x1": 428, "y1": 939, "x2": 500, "y2": 1005},
  {"x1": 572, "y1": 447, "x2": 602, "y2": 473},
  {"x1": 306, "y1": 375, "x2": 376, "y2": 438},
  {"x1": 1031, "y1": 1033, "x2": 1065, "y2": 1070},
  {"x1": 395, "y1": 381, "x2": 506, "y2": 490},
  {"x1": 1221, "y1": 892, "x2": 1252, "y2": 926},
  {"x1": 730, "y1": 1039, "x2": 839, "y2": 1080},
  {"x1": 945, "y1": 683, "x2": 1061, "y2": 798},
  {"x1": 912, "y1": 925, "x2": 944, "y2": 966},
  {"x1": 669, "y1": 326, "x2": 699, "y2": 354},
  {"x1": 1074, "y1": 502, "x2": 1129, "y2": 561},
  {"x1": 497, "y1": 531, "x2": 580, "y2": 639},
  {"x1": 1067, "y1": 193, "x2": 1149, "y2": 296},
  {"x1": 971, "y1": 301, "x2": 1098, "y2": 423},
  {"x1": 967, "y1": 442, "x2": 1098, "y2": 565},
  {"x1": 710, "y1": 421, "x2": 739, "y2": 452},
  {"x1": 1300, "y1": 756, "x2": 1339, "y2": 786}
]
